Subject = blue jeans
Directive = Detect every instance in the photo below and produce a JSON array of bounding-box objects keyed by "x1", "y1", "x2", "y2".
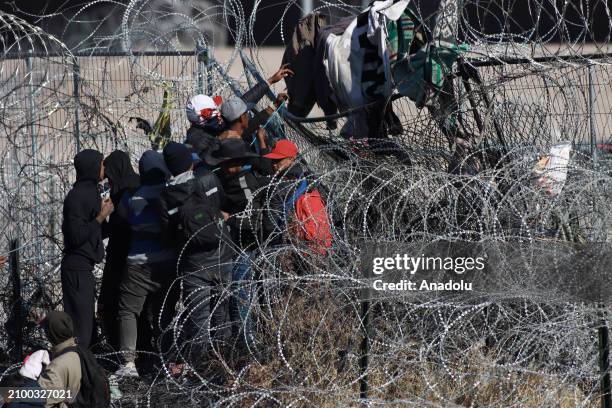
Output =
[{"x1": 232, "y1": 250, "x2": 257, "y2": 351}]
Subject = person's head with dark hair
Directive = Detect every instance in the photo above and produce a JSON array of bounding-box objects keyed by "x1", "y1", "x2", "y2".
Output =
[
  {"x1": 74, "y1": 149, "x2": 104, "y2": 183},
  {"x1": 139, "y1": 150, "x2": 171, "y2": 185},
  {"x1": 42, "y1": 311, "x2": 74, "y2": 346},
  {"x1": 103, "y1": 150, "x2": 140, "y2": 200}
]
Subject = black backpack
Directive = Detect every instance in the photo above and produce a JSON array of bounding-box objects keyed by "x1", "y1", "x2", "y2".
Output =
[
  {"x1": 177, "y1": 193, "x2": 228, "y2": 252},
  {"x1": 56, "y1": 346, "x2": 110, "y2": 408}
]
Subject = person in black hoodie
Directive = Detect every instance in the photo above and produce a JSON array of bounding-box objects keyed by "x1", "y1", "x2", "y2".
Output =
[
  {"x1": 204, "y1": 139, "x2": 271, "y2": 249},
  {"x1": 158, "y1": 142, "x2": 232, "y2": 367},
  {"x1": 61, "y1": 149, "x2": 113, "y2": 349},
  {"x1": 98, "y1": 150, "x2": 140, "y2": 350}
]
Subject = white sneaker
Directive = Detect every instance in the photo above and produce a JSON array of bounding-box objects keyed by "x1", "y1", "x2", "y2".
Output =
[{"x1": 114, "y1": 362, "x2": 139, "y2": 378}]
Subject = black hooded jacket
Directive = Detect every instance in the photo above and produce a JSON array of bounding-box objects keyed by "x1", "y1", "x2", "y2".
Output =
[
  {"x1": 43, "y1": 311, "x2": 74, "y2": 346},
  {"x1": 158, "y1": 171, "x2": 224, "y2": 246},
  {"x1": 185, "y1": 126, "x2": 220, "y2": 160},
  {"x1": 99, "y1": 151, "x2": 140, "y2": 307},
  {"x1": 102, "y1": 151, "x2": 140, "y2": 264},
  {"x1": 104, "y1": 150, "x2": 140, "y2": 201},
  {"x1": 61, "y1": 149, "x2": 105, "y2": 269},
  {"x1": 157, "y1": 171, "x2": 232, "y2": 277}
]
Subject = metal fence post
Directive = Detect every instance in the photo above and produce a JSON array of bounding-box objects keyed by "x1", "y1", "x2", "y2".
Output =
[
  {"x1": 359, "y1": 297, "x2": 370, "y2": 401},
  {"x1": 26, "y1": 50, "x2": 41, "y2": 259},
  {"x1": 587, "y1": 62, "x2": 608, "y2": 408},
  {"x1": 72, "y1": 56, "x2": 81, "y2": 152},
  {"x1": 196, "y1": 41, "x2": 212, "y2": 95},
  {"x1": 600, "y1": 316, "x2": 611, "y2": 408},
  {"x1": 359, "y1": 283, "x2": 371, "y2": 401},
  {"x1": 196, "y1": 44, "x2": 204, "y2": 94},
  {"x1": 587, "y1": 64, "x2": 598, "y2": 162},
  {"x1": 206, "y1": 56, "x2": 213, "y2": 96},
  {"x1": 49, "y1": 169, "x2": 56, "y2": 239},
  {"x1": 9, "y1": 238, "x2": 22, "y2": 361}
]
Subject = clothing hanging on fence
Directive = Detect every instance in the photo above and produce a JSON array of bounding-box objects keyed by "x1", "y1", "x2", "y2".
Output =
[
  {"x1": 282, "y1": 0, "x2": 466, "y2": 138},
  {"x1": 320, "y1": 1, "x2": 410, "y2": 138},
  {"x1": 282, "y1": 12, "x2": 328, "y2": 117},
  {"x1": 313, "y1": 16, "x2": 353, "y2": 128}
]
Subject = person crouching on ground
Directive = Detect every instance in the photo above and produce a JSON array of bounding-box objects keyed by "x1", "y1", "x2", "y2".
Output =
[{"x1": 38, "y1": 312, "x2": 81, "y2": 408}]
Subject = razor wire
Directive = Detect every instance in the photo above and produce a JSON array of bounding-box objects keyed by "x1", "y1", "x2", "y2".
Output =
[{"x1": 0, "y1": 0, "x2": 611, "y2": 406}]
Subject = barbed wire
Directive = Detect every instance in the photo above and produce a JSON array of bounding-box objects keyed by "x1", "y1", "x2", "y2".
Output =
[{"x1": 0, "y1": 0, "x2": 611, "y2": 406}]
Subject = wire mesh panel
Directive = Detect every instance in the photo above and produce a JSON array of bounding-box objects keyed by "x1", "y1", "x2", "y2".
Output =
[
  {"x1": 75, "y1": 53, "x2": 198, "y2": 156},
  {"x1": 0, "y1": 1, "x2": 611, "y2": 404}
]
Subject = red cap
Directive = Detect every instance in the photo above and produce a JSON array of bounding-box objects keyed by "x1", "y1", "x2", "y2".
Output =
[{"x1": 263, "y1": 139, "x2": 299, "y2": 160}]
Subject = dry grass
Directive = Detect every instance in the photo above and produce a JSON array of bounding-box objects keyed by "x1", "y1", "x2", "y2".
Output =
[{"x1": 226, "y1": 282, "x2": 600, "y2": 407}]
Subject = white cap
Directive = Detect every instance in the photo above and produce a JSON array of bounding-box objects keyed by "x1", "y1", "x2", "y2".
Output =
[{"x1": 186, "y1": 94, "x2": 221, "y2": 124}]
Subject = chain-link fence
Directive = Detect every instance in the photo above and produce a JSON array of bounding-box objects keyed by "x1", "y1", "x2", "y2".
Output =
[{"x1": 0, "y1": 49, "x2": 610, "y2": 358}]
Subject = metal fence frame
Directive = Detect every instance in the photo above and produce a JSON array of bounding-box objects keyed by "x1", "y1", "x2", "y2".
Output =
[
  {"x1": 1, "y1": 48, "x2": 610, "y2": 253},
  {"x1": 1, "y1": 46, "x2": 611, "y2": 364}
]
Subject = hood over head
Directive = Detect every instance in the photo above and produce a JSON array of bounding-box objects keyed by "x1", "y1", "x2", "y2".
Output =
[
  {"x1": 42, "y1": 311, "x2": 74, "y2": 346},
  {"x1": 139, "y1": 150, "x2": 171, "y2": 185},
  {"x1": 103, "y1": 150, "x2": 140, "y2": 197},
  {"x1": 163, "y1": 141, "x2": 194, "y2": 176},
  {"x1": 74, "y1": 149, "x2": 103, "y2": 183}
]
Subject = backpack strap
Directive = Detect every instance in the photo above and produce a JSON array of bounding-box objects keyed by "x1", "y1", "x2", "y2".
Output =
[
  {"x1": 52, "y1": 345, "x2": 79, "y2": 360},
  {"x1": 284, "y1": 179, "x2": 309, "y2": 219}
]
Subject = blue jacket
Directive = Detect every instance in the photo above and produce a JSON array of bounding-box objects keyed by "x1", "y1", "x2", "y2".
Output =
[{"x1": 115, "y1": 151, "x2": 176, "y2": 265}]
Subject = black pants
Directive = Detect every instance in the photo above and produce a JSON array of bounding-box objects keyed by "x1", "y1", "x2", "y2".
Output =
[
  {"x1": 99, "y1": 256, "x2": 126, "y2": 350},
  {"x1": 61, "y1": 267, "x2": 96, "y2": 349}
]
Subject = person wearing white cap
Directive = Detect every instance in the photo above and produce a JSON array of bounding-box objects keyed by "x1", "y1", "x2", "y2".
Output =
[
  {"x1": 184, "y1": 94, "x2": 224, "y2": 159},
  {"x1": 184, "y1": 63, "x2": 294, "y2": 160}
]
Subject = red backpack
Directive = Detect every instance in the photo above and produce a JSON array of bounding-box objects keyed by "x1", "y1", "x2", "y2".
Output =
[{"x1": 292, "y1": 187, "x2": 333, "y2": 255}]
